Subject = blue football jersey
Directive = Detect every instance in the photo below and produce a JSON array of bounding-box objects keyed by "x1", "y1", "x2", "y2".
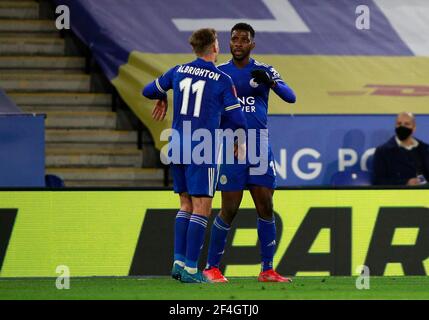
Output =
[
  {"x1": 218, "y1": 58, "x2": 284, "y2": 133},
  {"x1": 154, "y1": 58, "x2": 241, "y2": 164}
]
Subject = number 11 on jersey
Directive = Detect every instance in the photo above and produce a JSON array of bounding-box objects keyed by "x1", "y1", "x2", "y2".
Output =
[{"x1": 179, "y1": 77, "x2": 206, "y2": 118}]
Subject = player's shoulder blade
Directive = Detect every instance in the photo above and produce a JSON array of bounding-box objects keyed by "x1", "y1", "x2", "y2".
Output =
[
  {"x1": 215, "y1": 66, "x2": 233, "y2": 83},
  {"x1": 175, "y1": 62, "x2": 191, "y2": 74},
  {"x1": 218, "y1": 69, "x2": 232, "y2": 80}
]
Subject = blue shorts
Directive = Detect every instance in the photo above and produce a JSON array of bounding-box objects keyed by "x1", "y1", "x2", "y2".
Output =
[
  {"x1": 217, "y1": 148, "x2": 277, "y2": 191},
  {"x1": 171, "y1": 164, "x2": 218, "y2": 197}
]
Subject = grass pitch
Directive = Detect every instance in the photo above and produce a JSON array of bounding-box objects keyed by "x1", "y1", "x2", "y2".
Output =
[{"x1": 0, "y1": 276, "x2": 428, "y2": 300}]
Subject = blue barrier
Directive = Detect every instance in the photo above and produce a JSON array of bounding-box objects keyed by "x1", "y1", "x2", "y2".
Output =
[
  {"x1": 0, "y1": 112, "x2": 45, "y2": 187},
  {"x1": 0, "y1": 89, "x2": 21, "y2": 114},
  {"x1": 1, "y1": 89, "x2": 45, "y2": 187}
]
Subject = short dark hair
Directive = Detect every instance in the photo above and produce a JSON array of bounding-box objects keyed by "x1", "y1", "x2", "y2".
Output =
[
  {"x1": 189, "y1": 28, "x2": 217, "y2": 56},
  {"x1": 231, "y1": 23, "x2": 255, "y2": 39}
]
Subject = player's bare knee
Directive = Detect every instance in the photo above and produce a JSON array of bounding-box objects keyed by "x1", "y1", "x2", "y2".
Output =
[
  {"x1": 256, "y1": 202, "x2": 274, "y2": 221},
  {"x1": 192, "y1": 196, "x2": 213, "y2": 217},
  {"x1": 219, "y1": 209, "x2": 237, "y2": 225},
  {"x1": 258, "y1": 210, "x2": 274, "y2": 221},
  {"x1": 180, "y1": 201, "x2": 193, "y2": 213},
  {"x1": 179, "y1": 193, "x2": 193, "y2": 212}
]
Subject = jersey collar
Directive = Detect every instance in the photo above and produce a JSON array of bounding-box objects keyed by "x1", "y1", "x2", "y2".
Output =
[
  {"x1": 229, "y1": 57, "x2": 254, "y2": 69},
  {"x1": 195, "y1": 57, "x2": 215, "y2": 67}
]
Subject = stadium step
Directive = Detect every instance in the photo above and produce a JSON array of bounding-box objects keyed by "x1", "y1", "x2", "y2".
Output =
[
  {"x1": 0, "y1": 18, "x2": 59, "y2": 39},
  {"x1": 0, "y1": 31, "x2": 60, "y2": 38},
  {"x1": 44, "y1": 111, "x2": 117, "y2": 129},
  {"x1": 20, "y1": 104, "x2": 112, "y2": 112},
  {"x1": 8, "y1": 93, "x2": 112, "y2": 106},
  {"x1": 45, "y1": 129, "x2": 137, "y2": 151},
  {"x1": 46, "y1": 142, "x2": 137, "y2": 149},
  {"x1": 1, "y1": 69, "x2": 85, "y2": 74},
  {"x1": 0, "y1": 19, "x2": 56, "y2": 32},
  {"x1": 0, "y1": 1, "x2": 38, "y2": 19},
  {"x1": 46, "y1": 148, "x2": 143, "y2": 168},
  {"x1": 0, "y1": 3, "x2": 164, "y2": 187},
  {"x1": 0, "y1": 73, "x2": 90, "y2": 92},
  {"x1": 45, "y1": 129, "x2": 138, "y2": 144},
  {"x1": 0, "y1": 37, "x2": 65, "y2": 55},
  {"x1": 0, "y1": 56, "x2": 85, "y2": 70},
  {"x1": 45, "y1": 167, "x2": 165, "y2": 187}
]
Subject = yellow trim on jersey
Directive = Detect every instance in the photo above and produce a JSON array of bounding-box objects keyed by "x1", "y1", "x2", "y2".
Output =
[
  {"x1": 155, "y1": 78, "x2": 166, "y2": 94},
  {"x1": 225, "y1": 104, "x2": 241, "y2": 111}
]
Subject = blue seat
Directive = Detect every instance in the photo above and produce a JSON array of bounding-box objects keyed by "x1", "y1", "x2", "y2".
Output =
[
  {"x1": 331, "y1": 171, "x2": 372, "y2": 186},
  {"x1": 45, "y1": 174, "x2": 65, "y2": 188}
]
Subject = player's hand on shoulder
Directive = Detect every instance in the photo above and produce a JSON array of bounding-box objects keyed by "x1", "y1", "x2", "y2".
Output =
[{"x1": 152, "y1": 99, "x2": 168, "y2": 121}]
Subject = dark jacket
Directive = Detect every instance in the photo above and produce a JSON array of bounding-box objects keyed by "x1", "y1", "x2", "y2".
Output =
[{"x1": 373, "y1": 137, "x2": 429, "y2": 185}]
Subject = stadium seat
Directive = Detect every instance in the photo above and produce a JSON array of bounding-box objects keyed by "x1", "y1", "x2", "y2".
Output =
[
  {"x1": 45, "y1": 174, "x2": 65, "y2": 188},
  {"x1": 330, "y1": 171, "x2": 372, "y2": 186}
]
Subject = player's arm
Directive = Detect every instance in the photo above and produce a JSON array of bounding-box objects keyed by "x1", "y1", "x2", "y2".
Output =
[
  {"x1": 272, "y1": 81, "x2": 296, "y2": 103},
  {"x1": 222, "y1": 78, "x2": 247, "y2": 161},
  {"x1": 152, "y1": 99, "x2": 168, "y2": 121},
  {"x1": 142, "y1": 79, "x2": 167, "y2": 100},
  {"x1": 224, "y1": 106, "x2": 247, "y2": 131},
  {"x1": 251, "y1": 67, "x2": 296, "y2": 103},
  {"x1": 222, "y1": 107, "x2": 247, "y2": 161},
  {"x1": 142, "y1": 66, "x2": 176, "y2": 100},
  {"x1": 143, "y1": 66, "x2": 176, "y2": 120},
  {"x1": 223, "y1": 106, "x2": 247, "y2": 161},
  {"x1": 221, "y1": 77, "x2": 247, "y2": 131}
]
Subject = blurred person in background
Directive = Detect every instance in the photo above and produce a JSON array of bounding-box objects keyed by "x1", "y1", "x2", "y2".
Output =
[{"x1": 373, "y1": 112, "x2": 429, "y2": 186}]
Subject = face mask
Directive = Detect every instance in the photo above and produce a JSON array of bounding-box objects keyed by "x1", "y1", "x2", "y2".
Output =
[{"x1": 395, "y1": 126, "x2": 413, "y2": 141}]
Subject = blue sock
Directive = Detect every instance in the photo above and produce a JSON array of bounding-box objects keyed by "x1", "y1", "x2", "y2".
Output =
[
  {"x1": 174, "y1": 210, "x2": 191, "y2": 264},
  {"x1": 206, "y1": 215, "x2": 230, "y2": 269},
  {"x1": 184, "y1": 214, "x2": 208, "y2": 269},
  {"x1": 257, "y1": 217, "x2": 276, "y2": 272}
]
